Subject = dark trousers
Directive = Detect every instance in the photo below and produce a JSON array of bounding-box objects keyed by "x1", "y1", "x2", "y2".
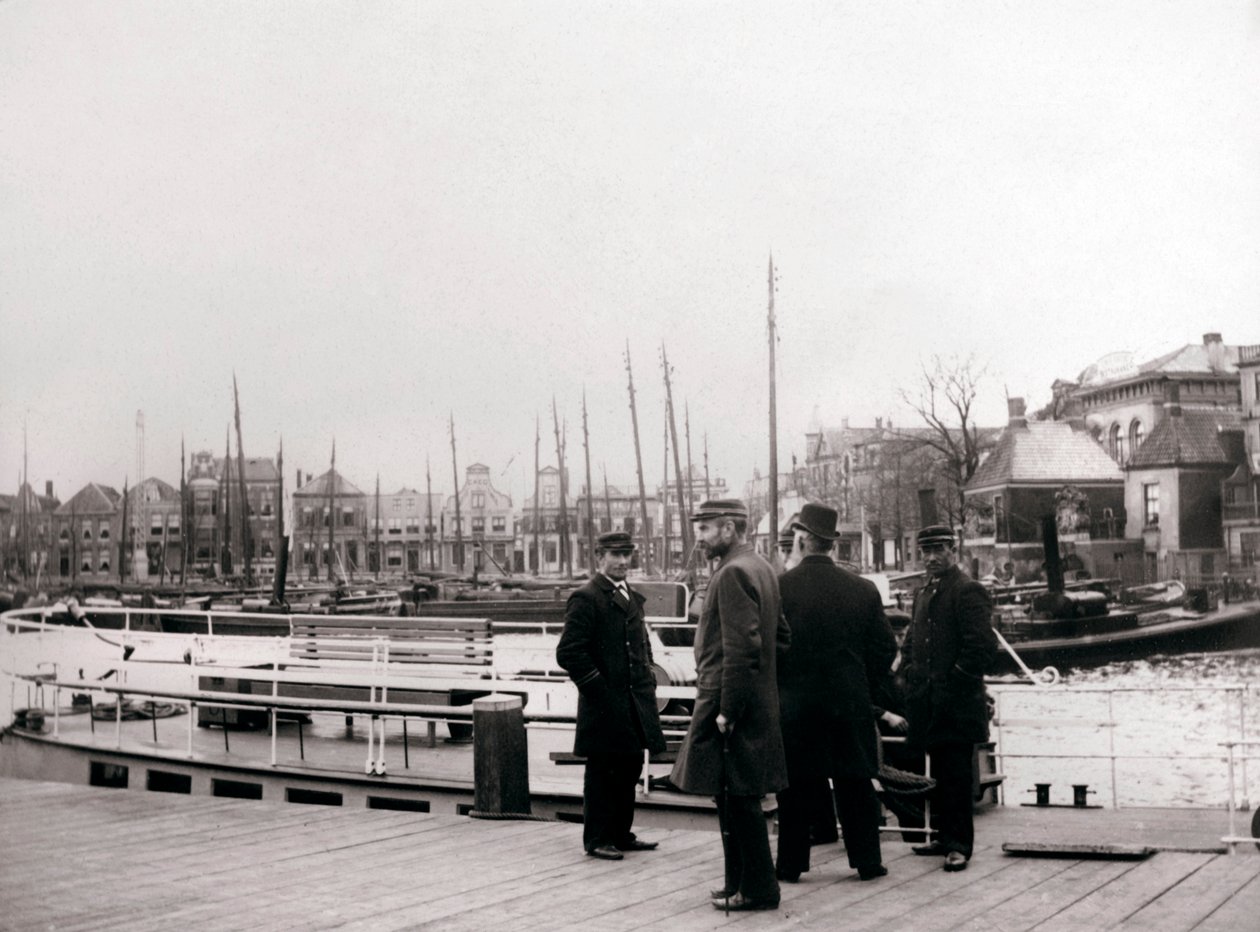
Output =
[
  {"x1": 715, "y1": 793, "x2": 779, "y2": 902},
  {"x1": 778, "y1": 776, "x2": 882, "y2": 874},
  {"x1": 582, "y1": 752, "x2": 644, "y2": 851},
  {"x1": 929, "y1": 742, "x2": 975, "y2": 858}
]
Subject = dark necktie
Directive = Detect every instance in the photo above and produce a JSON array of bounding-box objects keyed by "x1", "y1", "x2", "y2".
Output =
[{"x1": 613, "y1": 583, "x2": 631, "y2": 609}]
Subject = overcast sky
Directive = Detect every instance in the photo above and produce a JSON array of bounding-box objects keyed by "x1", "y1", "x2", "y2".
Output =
[{"x1": 3, "y1": 1, "x2": 1258, "y2": 507}]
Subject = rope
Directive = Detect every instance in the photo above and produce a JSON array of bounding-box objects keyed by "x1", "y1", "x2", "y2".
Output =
[{"x1": 467, "y1": 810, "x2": 562, "y2": 822}]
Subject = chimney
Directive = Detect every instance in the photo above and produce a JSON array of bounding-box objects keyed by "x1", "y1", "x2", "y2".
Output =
[
  {"x1": 45, "y1": 480, "x2": 53, "y2": 498},
  {"x1": 1204, "y1": 332, "x2": 1225, "y2": 372},
  {"x1": 1007, "y1": 397, "x2": 1028, "y2": 429},
  {"x1": 297, "y1": 468, "x2": 303, "y2": 490},
  {"x1": 841, "y1": 417, "x2": 849, "y2": 430},
  {"x1": 1164, "y1": 379, "x2": 1182, "y2": 417},
  {"x1": 875, "y1": 416, "x2": 883, "y2": 429}
]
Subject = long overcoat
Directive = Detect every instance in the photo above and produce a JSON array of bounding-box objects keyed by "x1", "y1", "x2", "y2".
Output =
[
  {"x1": 778, "y1": 555, "x2": 897, "y2": 778},
  {"x1": 670, "y1": 543, "x2": 789, "y2": 797},
  {"x1": 555, "y1": 575, "x2": 666, "y2": 757},
  {"x1": 901, "y1": 564, "x2": 997, "y2": 749}
]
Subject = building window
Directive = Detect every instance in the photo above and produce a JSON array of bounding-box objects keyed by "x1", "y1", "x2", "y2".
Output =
[
  {"x1": 406, "y1": 497, "x2": 415, "y2": 509},
  {"x1": 472, "y1": 493, "x2": 485, "y2": 509},
  {"x1": 261, "y1": 539, "x2": 274, "y2": 559},
  {"x1": 544, "y1": 487, "x2": 556, "y2": 506},
  {"x1": 492, "y1": 542, "x2": 507, "y2": 562},
  {"x1": 81, "y1": 554, "x2": 93, "y2": 572},
  {"x1": 83, "y1": 526, "x2": 94, "y2": 541},
  {"x1": 1142, "y1": 483, "x2": 1159, "y2": 527},
  {"x1": 405, "y1": 519, "x2": 419, "y2": 534},
  {"x1": 260, "y1": 496, "x2": 273, "y2": 517},
  {"x1": 388, "y1": 518, "x2": 401, "y2": 535},
  {"x1": 1109, "y1": 424, "x2": 1123, "y2": 462},
  {"x1": 151, "y1": 515, "x2": 164, "y2": 536},
  {"x1": 491, "y1": 516, "x2": 505, "y2": 533},
  {"x1": 1129, "y1": 419, "x2": 1144, "y2": 454},
  {"x1": 99, "y1": 521, "x2": 110, "y2": 539},
  {"x1": 168, "y1": 514, "x2": 179, "y2": 532},
  {"x1": 993, "y1": 494, "x2": 1004, "y2": 540},
  {"x1": 386, "y1": 545, "x2": 403, "y2": 568},
  {"x1": 98, "y1": 551, "x2": 110, "y2": 572},
  {"x1": 471, "y1": 517, "x2": 485, "y2": 534},
  {"x1": 342, "y1": 507, "x2": 355, "y2": 527}
]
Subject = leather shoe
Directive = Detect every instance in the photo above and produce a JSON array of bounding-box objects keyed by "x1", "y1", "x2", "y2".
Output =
[
  {"x1": 775, "y1": 867, "x2": 801, "y2": 883},
  {"x1": 709, "y1": 887, "x2": 736, "y2": 900},
  {"x1": 943, "y1": 851, "x2": 968, "y2": 872},
  {"x1": 617, "y1": 839, "x2": 659, "y2": 851},
  {"x1": 858, "y1": 864, "x2": 888, "y2": 881},
  {"x1": 586, "y1": 845, "x2": 624, "y2": 861},
  {"x1": 912, "y1": 842, "x2": 946, "y2": 856},
  {"x1": 712, "y1": 893, "x2": 779, "y2": 912}
]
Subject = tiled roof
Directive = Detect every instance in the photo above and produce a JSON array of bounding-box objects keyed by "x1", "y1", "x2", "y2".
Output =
[
  {"x1": 127, "y1": 477, "x2": 180, "y2": 504},
  {"x1": 295, "y1": 469, "x2": 366, "y2": 497},
  {"x1": 55, "y1": 483, "x2": 122, "y2": 516},
  {"x1": 1127, "y1": 409, "x2": 1242, "y2": 468},
  {"x1": 1137, "y1": 342, "x2": 1240, "y2": 375},
  {"x1": 968, "y1": 421, "x2": 1123, "y2": 489},
  {"x1": 218, "y1": 456, "x2": 279, "y2": 482}
]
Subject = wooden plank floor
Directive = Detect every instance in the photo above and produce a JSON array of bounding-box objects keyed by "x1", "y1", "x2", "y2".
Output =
[{"x1": 1, "y1": 778, "x2": 1256, "y2": 931}]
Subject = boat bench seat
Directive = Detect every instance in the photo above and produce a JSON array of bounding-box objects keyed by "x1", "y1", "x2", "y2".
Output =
[
  {"x1": 288, "y1": 615, "x2": 493, "y2": 670},
  {"x1": 549, "y1": 745, "x2": 681, "y2": 766}
]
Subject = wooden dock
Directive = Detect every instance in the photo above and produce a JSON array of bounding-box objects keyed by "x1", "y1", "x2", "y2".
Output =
[{"x1": 1, "y1": 777, "x2": 1256, "y2": 931}]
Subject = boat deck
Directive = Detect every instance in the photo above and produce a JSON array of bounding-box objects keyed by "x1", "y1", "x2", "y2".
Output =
[{"x1": 2, "y1": 777, "x2": 1256, "y2": 931}]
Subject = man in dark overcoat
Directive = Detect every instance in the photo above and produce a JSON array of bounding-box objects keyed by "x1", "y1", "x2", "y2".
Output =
[
  {"x1": 556, "y1": 531, "x2": 666, "y2": 860},
  {"x1": 901, "y1": 524, "x2": 997, "y2": 872},
  {"x1": 776, "y1": 502, "x2": 897, "y2": 883},
  {"x1": 670, "y1": 499, "x2": 789, "y2": 912}
]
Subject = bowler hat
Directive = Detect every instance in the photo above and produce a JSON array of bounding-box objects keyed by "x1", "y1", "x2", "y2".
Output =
[
  {"x1": 596, "y1": 531, "x2": 636, "y2": 553},
  {"x1": 791, "y1": 502, "x2": 840, "y2": 541},
  {"x1": 916, "y1": 525, "x2": 956, "y2": 547},
  {"x1": 691, "y1": 498, "x2": 749, "y2": 521}
]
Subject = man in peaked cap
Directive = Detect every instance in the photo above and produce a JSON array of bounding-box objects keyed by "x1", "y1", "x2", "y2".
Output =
[
  {"x1": 671, "y1": 499, "x2": 790, "y2": 912},
  {"x1": 556, "y1": 531, "x2": 666, "y2": 861},
  {"x1": 901, "y1": 524, "x2": 997, "y2": 872},
  {"x1": 775, "y1": 502, "x2": 897, "y2": 884}
]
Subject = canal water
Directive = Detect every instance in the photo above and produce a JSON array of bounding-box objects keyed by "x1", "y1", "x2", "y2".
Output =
[{"x1": 990, "y1": 647, "x2": 1260, "y2": 809}]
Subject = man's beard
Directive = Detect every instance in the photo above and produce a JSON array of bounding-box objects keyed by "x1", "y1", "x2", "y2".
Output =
[{"x1": 701, "y1": 539, "x2": 729, "y2": 561}]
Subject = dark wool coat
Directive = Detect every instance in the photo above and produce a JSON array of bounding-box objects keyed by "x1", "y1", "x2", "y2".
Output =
[
  {"x1": 902, "y1": 564, "x2": 997, "y2": 750},
  {"x1": 670, "y1": 543, "x2": 790, "y2": 797},
  {"x1": 556, "y1": 575, "x2": 666, "y2": 757},
  {"x1": 778, "y1": 555, "x2": 898, "y2": 778}
]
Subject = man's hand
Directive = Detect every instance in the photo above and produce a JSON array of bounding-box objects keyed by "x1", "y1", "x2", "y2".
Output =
[
  {"x1": 716, "y1": 713, "x2": 733, "y2": 736},
  {"x1": 880, "y1": 710, "x2": 909, "y2": 733}
]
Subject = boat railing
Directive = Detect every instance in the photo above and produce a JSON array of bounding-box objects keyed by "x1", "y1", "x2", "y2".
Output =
[
  {"x1": 989, "y1": 681, "x2": 1259, "y2": 812},
  {"x1": 1221, "y1": 739, "x2": 1260, "y2": 854}
]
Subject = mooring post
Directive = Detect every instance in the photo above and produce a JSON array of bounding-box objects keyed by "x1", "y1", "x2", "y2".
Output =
[{"x1": 472, "y1": 694, "x2": 530, "y2": 815}]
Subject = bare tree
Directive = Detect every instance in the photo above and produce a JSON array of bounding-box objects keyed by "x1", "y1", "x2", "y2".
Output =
[{"x1": 900, "y1": 354, "x2": 990, "y2": 526}]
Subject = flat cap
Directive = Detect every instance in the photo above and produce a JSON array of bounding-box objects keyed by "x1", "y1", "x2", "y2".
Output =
[
  {"x1": 691, "y1": 498, "x2": 749, "y2": 521},
  {"x1": 596, "y1": 531, "x2": 636, "y2": 553},
  {"x1": 916, "y1": 524, "x2": 956, "y2": 546}
]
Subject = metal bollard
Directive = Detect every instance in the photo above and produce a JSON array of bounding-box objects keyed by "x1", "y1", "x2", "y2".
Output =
[
  {"x1": 1030, "y1": 783, "x2": 1052, "y2": 807},
  {"x1": 1072, "y1": 784, "x2": 1095, "y2": 808}
]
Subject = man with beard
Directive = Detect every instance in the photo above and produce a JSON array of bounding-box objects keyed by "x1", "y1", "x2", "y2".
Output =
[
  {"x1": 902, "y1": 525, "x2": 997, "y2": 872},
  {"x1": 775, "y1": 502, "x2": 897, "y2": 883},
  {"x1": 670, "y1": 499, "x2": 789, "y2": 912},
  {"x1": 556, "y1": 531, "x2": 666, "y2": 860}
]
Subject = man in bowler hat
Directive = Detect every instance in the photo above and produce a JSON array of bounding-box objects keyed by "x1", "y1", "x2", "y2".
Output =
[
  {"x1": 901, "y1": 525, "x2": 997, "y2": 871},
  {"x1": 557, "y1": 531, "x2": 666, "y2": 860},
  {"x1": 671, "y1": 499, "x2": 790, "y2": 912},
  {"x1": 776, "y1": 502, "x2": 897, "y2": 883}
]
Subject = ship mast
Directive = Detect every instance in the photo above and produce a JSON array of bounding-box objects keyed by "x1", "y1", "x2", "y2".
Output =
[
  {"x1": 767, "y1": 253, "x2": 779, "y2": 553},
  {"x1": 326, "y1": 438, "x2": 336, "y2": 582},
  {"x1": 449, "y1": 414, "x2": 464, "y2": 573},
  {"x1": 581, "y1": 389, "x2": 596, "y2": 574},
  {"x1": 624, "y1": 343, "x2": 655, "y2": 575},
  {"x1": 532, "y1": 417, "x2": 540, "y2": 574},
  {"x1": 661, "y1": 343, "x2": 692, "y2": 559},
  {"x1": 233, "y1": 375, "x2": 252, "y2": 586}
]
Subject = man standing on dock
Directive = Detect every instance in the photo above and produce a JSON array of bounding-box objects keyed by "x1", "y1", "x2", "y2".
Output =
[
  {"x1": 776, "y1": 502, "x2": 897, "y2": 884},
  {"x1": 902, "y1": 525, "x2": 997, "y2": 872},
  {"x1": 671, "y1": 499, "x2": 789, "y2": 912},
  {"x1": 557, "y1": 531, "x2": 666, "y2": 861}
]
